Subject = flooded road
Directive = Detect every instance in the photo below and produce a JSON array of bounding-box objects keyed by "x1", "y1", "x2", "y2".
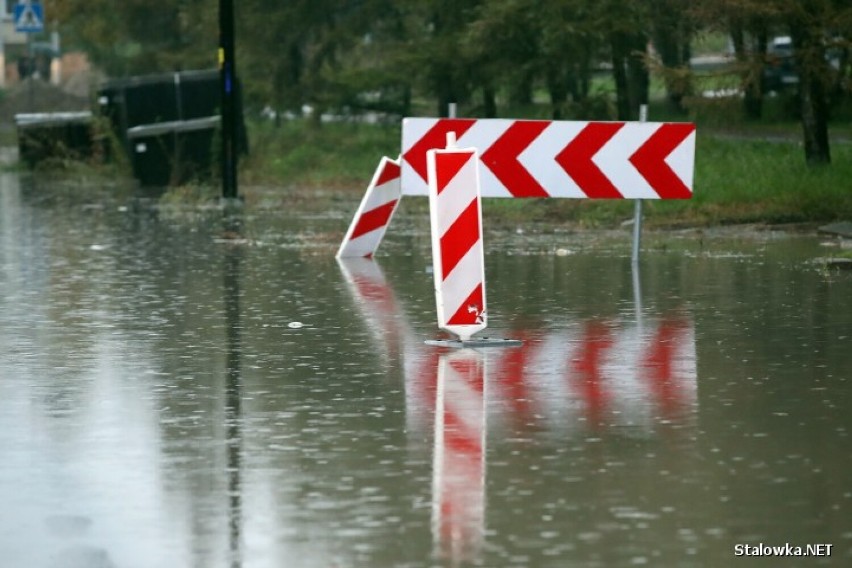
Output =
[{"x1": 2, "y1": 173, "x2": 850, "y2": 567}]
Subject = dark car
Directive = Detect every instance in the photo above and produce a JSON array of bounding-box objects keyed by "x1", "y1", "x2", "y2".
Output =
[{"x1": 763, "y1": 36, "x2": 798, "y2": 92}]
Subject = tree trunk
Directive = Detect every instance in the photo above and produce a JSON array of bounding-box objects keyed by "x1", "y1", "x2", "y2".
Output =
[
  {"x1": 653, "y1": 4, "x2": 690, "y2": 115},
  {"x1": 578, "y1": 53, "x2": 591, "y2": 100},
  {"x1": 508, "y1": 70, "x2": 534, "y2": 106},
  {"x1": 611, "y1": 32, "x2": 632, "y2": 120},
  {"x1": 799, "y1": 70, "x2": 831, "y2": 165},
  {"x1": 745, "y1": 30, "x2": 768, "y2": 120},
  {"x1": 546, "y1": 64, "x2": 569, "y2": 120},
  {"x1": 791, "y1": 22, "x2": 831, "y2": 165},
  {"x1": 731, "y1": 22, "x2": 763, "y2": 120},
  {"x1": 735, "y1": 24, "x2": 766, "y2": 121},
  {"x1": 627, "y1": 35, "x2": 649, "y2": 113},
  {"x1": 482, "y1": 85, "x2": 497, "y2": 118},
  {"x1": 436, "y1": 68, "x2": 457, "y2": 117},
  {"x1": 401, "y1": 85, "x2": 412, "y2": 117}
]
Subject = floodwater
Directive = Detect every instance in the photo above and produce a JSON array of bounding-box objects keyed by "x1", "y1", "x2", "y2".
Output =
[{"x1": 1, "y1": 173, "x2": 850, "y2": 568}]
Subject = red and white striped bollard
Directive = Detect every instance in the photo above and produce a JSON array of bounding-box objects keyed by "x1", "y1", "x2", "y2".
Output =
[{"x1": 426, "y1": 134, "x2": 487, "y2": 342}]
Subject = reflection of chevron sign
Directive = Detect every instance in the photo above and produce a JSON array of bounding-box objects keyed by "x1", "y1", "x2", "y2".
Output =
[{"x1": 402, "y1": 118, "x2": 696, "y2": 199}]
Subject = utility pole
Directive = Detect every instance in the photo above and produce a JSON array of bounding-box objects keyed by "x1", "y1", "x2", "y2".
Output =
[{"x1": 219, "y1": 0, "x2": 239, "y2": 200}]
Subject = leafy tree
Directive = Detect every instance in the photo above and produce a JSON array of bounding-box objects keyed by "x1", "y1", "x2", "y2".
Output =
[
  {"x1": 239, "y1": 0, "x2": 414, "y2": 122},
  {"x1": 650, "y1": 0, "x2": 695, "y2": 113},
  {"x1": 692, "y1": 0, "x2": 780, "y2": 120},
  {"x1": 463, "y1": 0, "x2": 542, "y2": 117},
  {"x1": 693, "y1": 0, "x2": 852, "y2": 165},
  {"x1": 51, "y1": 0, "x2": 215, "y2": 75},
  {"x1": 404, "y1": 0, "x2": 482, "y2": 116}
]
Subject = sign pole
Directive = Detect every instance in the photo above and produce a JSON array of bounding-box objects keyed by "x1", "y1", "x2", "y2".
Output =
[
  {"x1": 219, "y1": 0, "x2": 239, "y2": 200},
  {"x1": 631, "y1": 104, "x2": 649, "y2": 264},
  {"x1": 27, "y1": 32, "x2": 34, "y2": 112}
]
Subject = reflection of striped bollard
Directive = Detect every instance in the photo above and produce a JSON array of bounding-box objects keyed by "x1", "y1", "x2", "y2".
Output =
[
  {"x1": 427, "y1": 135, "x2": 486, "y2": 341},
  {"x1": 337, "y1": 257, "x2": 405, "y2": 366},
  {"x1": 432, "y1": 349, "x2": 486, "y2": 564},
  {"x1": 337, "y1": 156, "x2": 402, "y2": 258}
]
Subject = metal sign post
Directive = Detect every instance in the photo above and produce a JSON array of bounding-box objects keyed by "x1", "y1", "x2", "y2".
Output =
[
  {"x1": 219, "y1": 0, "x2": 239, "y2": 200},
  {"x1": 632, "y1": 104, "x2": 649, "y2": 265}
]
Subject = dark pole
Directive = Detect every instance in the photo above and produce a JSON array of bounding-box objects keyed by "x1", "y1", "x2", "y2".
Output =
[{"x1": 219, "y1": 0, "x2": 239, "y2": 199}]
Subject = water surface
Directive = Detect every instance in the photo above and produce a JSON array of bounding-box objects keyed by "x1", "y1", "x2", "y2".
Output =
[{"x1": 1, "y1": 174, "x2": 850, "y2": 567}]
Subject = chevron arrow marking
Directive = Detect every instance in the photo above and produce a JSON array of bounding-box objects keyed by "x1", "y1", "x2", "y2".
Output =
[
  {"x1": 404, "y1": 119, "x2": 476, "y2": 183},
  {"x1": 555, "y1": 122, "x2": 626, "y2": 199},
  {"x1": 401, "y1": 118, "x2": 695, "y2": 199},
  {"x1": 629, "y1": 123, "x2": 695, "y2": 199},
  {"x1": 480, "y1": 121, "x2": 550, "y2": 197}
]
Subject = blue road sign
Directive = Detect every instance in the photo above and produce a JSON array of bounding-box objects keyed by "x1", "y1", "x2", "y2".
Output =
[{"x1": 14, "y1": 2, "x2": 45, "y2": 34}]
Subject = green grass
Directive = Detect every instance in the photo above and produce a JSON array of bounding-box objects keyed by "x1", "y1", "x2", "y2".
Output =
[
  {"x1": 679, "y1": 135, "x2": 852, "y2": 224},
  {"x1": 241, "y1": 119, "x2": 400, "y2": 188}
]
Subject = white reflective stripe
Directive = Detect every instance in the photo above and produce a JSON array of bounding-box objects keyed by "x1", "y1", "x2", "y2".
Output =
[
  {"x1": 437, "y1": 241, "x2": 485, "y2": 328},
  {"x1": 519, "y1": 121, "x2": 587, "y2": 198},
  {"x1": 434, "y1": 153, "x2": 478, "y2": 236},
  {"x1": 442, "y1": 354, "x2": 485, "y2": 435},
  {"x1": 667, "y1": 129, "x2": 696, "y2": 192},
  {"x1": 596, "y1": 123, "x2": 657, "y2": 199},
  {"x1": 455, "y1": 120, "x2": 507, "y2": 156},
  {"x1": 365, "y1": 177, "x2": 401, "y2": 209}
]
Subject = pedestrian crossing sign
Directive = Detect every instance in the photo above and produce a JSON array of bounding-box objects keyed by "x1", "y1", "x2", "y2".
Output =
[{"x1": 14, "y1": 1, "x2": 45, "y2": 33}]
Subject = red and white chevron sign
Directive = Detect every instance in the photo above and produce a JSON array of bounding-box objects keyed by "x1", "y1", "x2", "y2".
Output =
[
  {"x1": 428, "y1": 142, "x2": 487, "y2": 340},
  {"x1": 402, "y1": 118, "x2": 696, "y2": 199},
  {"x1": 337, "y1": 156, "x2": 402, "y2": 258}
]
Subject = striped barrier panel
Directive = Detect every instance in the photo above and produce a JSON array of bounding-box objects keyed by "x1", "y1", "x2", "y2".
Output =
[
  {"x1": 427, "y1": 138, "x2": 487, "y2": 341},
  {"x1": 337, "y1": 156, "x2": 402, "y2": 258},
  {"x1": 403, "y1": 118, "x2": 696, "y2": 199}
]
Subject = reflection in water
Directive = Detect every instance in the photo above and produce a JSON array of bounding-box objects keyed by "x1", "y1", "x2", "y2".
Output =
[
  {"x1": 432, "y1": 349, "x2": 487, "y2": 565},
  {"x1": 338, "y1": 256, "x2": 698, "y2": 564},
  {"x1": 223, "y1": 214, "x2": 243, "y2": 568},
  {"x1": 339, "y1": 256, "x2": 697, "y2": 435},
  {"x1": 6, "y1": 183, "x2": 849, "y2": 566},
  {"x1": 337, "y1": 257, "x2": 406, "y2": 369}
]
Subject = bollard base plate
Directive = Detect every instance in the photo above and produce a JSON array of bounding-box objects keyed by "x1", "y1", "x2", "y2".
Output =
[{"x1": 425, "y1": 337, "x2": 522, "y2": 349}]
